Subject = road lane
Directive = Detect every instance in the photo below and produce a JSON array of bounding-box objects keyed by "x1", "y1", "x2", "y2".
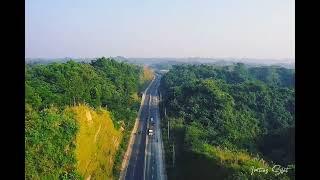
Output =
[
  {"x1": 122, "y1": 73, "x2": 165, "y2": 180},
  {"x1": 145, "y1": 75, "x2": 166, "y2": 180},
  {"x1": 122, "y1": 77, "x2": 154, "y2": 180}
]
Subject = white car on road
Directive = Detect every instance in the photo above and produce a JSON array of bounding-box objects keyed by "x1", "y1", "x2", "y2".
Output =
[{"x1": 148, "y1": 129, "x2": 153, "y2": 136}]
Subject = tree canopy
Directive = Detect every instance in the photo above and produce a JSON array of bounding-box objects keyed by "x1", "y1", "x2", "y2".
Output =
[
  {"x1": 159, "y1": 64, "x2": 295, "y2": 179},
  {"x1": 25, "y1": 57, "x2": 152, "y2": 179}
]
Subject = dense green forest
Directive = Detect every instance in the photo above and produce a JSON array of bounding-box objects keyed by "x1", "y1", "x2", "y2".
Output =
[
  {"x1": 159, "y1": 63, "x2": 295, "y2": 179},
  {"x1": 25, "y1": 57, "x2": 153, "y2": 179}
]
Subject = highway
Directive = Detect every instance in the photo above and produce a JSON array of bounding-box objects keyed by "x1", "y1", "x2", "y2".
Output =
[{"x1": 122, "y1": 73, "x2": 166, "y2": 180}]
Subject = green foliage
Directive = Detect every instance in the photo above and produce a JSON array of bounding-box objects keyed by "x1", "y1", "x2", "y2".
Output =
[
  {"x1": 159, "y1": 64, "x2": 295, "y2": 179},
  {"x1": 249, "y1": 66, "x2": 295, "y2": 88},
  {"x1": 25, "y1": 57, "x2": 151, "y2": 179},
  {"x1": 258, "y1": 127, "x2": 295, "y2": 166},
  {"x1": 25, "y1": 57, "x2": 143, "y2": 125},
  {"x1": 25, "y1": 104, "x2": 81, "y2": 180}
]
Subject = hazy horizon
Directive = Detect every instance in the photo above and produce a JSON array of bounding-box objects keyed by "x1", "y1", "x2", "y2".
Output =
[
  {"x1": 25, "y1": 56, "x2": 295, "y2": 65},
  {"x1": 26, "y1": 0, "x2": 295, "y2": 62}
]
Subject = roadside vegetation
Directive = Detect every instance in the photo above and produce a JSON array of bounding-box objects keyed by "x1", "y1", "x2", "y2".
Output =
[
  {"x1": 139, "y1": 66, "x2": 154, "y2": 92},
  {"x1": 68, "y1": 105, "x2": 122, "y2": 179},
  {"x1": 25, "y1": 57, "x2": 153, "y2": 179},
  {"x1": 159, "y1": 63, "x2": 295, "y2": 179}
]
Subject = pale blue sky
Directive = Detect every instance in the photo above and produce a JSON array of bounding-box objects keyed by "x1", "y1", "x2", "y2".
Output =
[{"x1": 26, "y1": 0, "x2": 295, "y2": 61}]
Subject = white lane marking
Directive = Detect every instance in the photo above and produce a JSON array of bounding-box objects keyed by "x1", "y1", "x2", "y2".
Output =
[{"x1": 132, "y1": 165, "x2": 135, "y2": 177}]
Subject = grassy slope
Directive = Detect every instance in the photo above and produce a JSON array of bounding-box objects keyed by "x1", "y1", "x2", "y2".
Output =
[
  {"x1": 67, "y1": 104, "x2": 123, "y2": 180},
  {"x1": 139, "y1": 66, "x2": 154, "y2": 92},
  {"x1": 161, "y1": 117, "x2": 294, "y2": 180},
  {"x1": 142, "y1": 66, "x2": 154, "y2": 81},
  {"x1": 25, "y1": 64, "x2": 155, "y2": 180}
]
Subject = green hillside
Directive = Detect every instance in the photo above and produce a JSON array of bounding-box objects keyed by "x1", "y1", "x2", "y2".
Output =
[
  {"x1": 159, "y1": 64, "x2": 295, "y2": 179},
  {"x1": 25, "y1": 57, "x2": 153, "y2": 179}
]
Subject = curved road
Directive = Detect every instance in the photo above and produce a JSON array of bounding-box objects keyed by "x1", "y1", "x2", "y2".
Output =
[{"x1": 122, "y1": 73, "x2": 166, "y2": 180}]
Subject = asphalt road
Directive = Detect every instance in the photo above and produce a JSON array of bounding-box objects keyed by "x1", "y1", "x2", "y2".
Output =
[{"x1": 124, "y1": 74, "x2": 166, "y2": 180}]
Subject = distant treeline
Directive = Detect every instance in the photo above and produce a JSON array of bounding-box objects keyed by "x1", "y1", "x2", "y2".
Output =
[
  {"x1": 25, "y1": 57, "x2": 153, "y2": 179},
  {"x1": 159, "y1": 63, "x2": 295, "y2": 179}
]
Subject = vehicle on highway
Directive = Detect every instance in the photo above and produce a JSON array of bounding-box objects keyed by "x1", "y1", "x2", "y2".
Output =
[
  {"x1": 148, "y1": 129, "x2": 153, "y2": 136},
  {"x1": 150, "y1": 117, "x2": 156, "y2": 125}
]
